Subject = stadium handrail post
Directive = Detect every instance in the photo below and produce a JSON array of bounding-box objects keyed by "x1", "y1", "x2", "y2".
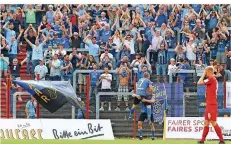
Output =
[
  {"x1": 86, "y1": 75, "x2": 90, "y2": 119},
  {"x1": 36, "y1": 74, "x2": 40, "y2": 118},
  {"x1": 6, "y1": 74, "x2": 10, "y2": 118},
  {"x1": 133, "y1": 76, "x2": 137, "y2": 139},
  {"x1": 163, "y1": 83, "x2": 167, "y2": 140},
  {"x1": 224, "y1": 77, "x2": 226, "y2": 109}
]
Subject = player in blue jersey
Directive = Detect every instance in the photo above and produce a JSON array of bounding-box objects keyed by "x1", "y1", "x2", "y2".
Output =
[
  {"x1": 138, "y1": 97, "x2": 155, "y2": 140},
  {"x1": 129, "y1": 72, "x2": 153, "y2": 122}
]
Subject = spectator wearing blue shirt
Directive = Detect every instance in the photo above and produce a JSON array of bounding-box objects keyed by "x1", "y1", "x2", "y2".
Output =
[
  {"x1": 155, "y1": 9, "x2": 167, "y2": 27},
  {"x1": 77, "y1": 5, "x2": 86, "y2": 17},
  {"x1": 77, "y1": 101, "x2": 93, "y2": 119},
  {"x1": 89, "y1": 64, "x2": 100, "y2": 100},
  {"x1": 189, "y1": 14, "x2": 197, "y2": 30},
  {"x1": 84, "y1": 35, "x2": 100, "y2": 64},
  {"x1": 216, "y1": 33, "x2": 227, "y2": 64},
  {"x1": 142, "y1": 10, "x2": 153, "y2": 23},
  {"x1": 120, "y1": 44, "x2": 131, "y2": 60},
  {"x1": 177, "y1": 58, "x2": 191, "y2": 86},
  {"x1": 53, "y1": 21, "x2": 62, "y2": 38},
  {"x1": 91, "y1": 4, "x2": 103, "y2": 20},
  {"x1": 3, "y1": 21, "x2": 16, "y2": 42},
  {"x1": 24, "y1": 33, "x2": 47, "y2": 74},
  {"x1": 137, "y1": 59, "x2": 152, "y2": 81},
  {"x1": 165, "y1": 29, "x2": 176, "y2": 60},
  {"x1": 25, "y1": 96, "x2": 37, "y2": 119},
  {"x1": 46, "y1": 5, "x2": 55, "y2": 24},
  {"x1": 8, "y1": 29, "x2": 23, "y2": 62},
  {"x1": 208, "y1": 38, "x2": 217, "y2": 59},
  {"x1": 144, "y1": 22, "x2": 153, "y2": 42},
  {"x1": 191, "y1": 4, "x2": 201, "y2": 14},
  {"x1": 100, "y1": 24, "x2": 112, "y2": 44},
  {"x1": 206, "y1": 11, "x2": 219, "y2": 33},
  {"x1": 77, "y1": 101, "x2": 86, "y2": 119},
  {"x1": 196, "y1": 45, "x2": 209, "y2": 65},
  {"x1": 60, "y1": 32, "x2": 71, "y2": 48},
  {"x1": 40, "y1": 23, "x2": 53, "y2": 37}
]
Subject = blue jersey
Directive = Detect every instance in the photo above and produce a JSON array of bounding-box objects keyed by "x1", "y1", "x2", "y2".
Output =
[
  {"x1": 141, "y1": 102, "x2": 154, "y2": 113},
  {"x1": 136, "y1": 78, "x2": 152, "y2": 98}
]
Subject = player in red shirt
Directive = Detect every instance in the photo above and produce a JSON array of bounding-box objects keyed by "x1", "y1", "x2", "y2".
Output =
[{"x1": 197, "y1": 66, "x2": 225, "y2": 144}]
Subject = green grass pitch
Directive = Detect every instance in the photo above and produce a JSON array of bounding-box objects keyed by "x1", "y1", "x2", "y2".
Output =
[{"x1": 0, "y1": 139, "x2": 225, "y2": 144}]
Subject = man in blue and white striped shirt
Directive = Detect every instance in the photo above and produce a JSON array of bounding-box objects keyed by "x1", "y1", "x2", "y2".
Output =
[{"x1": 156, "y1": 43, "x2": 168, "y2": 83}]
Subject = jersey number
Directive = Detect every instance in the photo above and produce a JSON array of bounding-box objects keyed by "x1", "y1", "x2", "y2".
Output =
[{"x1": 138, "y1": 79, "x2": 145, "y2": 87}]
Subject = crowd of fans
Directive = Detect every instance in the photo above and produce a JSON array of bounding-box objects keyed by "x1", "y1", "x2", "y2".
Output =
[{"x1": 1, "y1": 4, "x2": 231, "y2": 112}]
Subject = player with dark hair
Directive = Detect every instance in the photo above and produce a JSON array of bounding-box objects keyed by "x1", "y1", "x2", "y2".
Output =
[
  {"x1": 197, "y1": 66, "x2": 225, "y2": 144},
  {"x1": 128, "y1": 72, "x2": 153, "y2": 122}
]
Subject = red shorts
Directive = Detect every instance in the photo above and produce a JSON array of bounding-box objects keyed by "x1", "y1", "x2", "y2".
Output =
[{"x1": 204, "y1": 105, "x2": 218, "y2": 121}]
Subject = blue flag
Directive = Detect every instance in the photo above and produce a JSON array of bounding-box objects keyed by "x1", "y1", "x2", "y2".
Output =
[
  {"x1": 14, "y1": 80, "x2": 81, "y2": 113},
  {"x1": 152, "y1": 83, "x2": 184, "y2": 124}
]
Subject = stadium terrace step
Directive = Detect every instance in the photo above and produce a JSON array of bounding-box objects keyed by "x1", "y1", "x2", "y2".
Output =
[
  {"x1": 113, "y1": 132, "x2": 163, "y2": 137},
  {"x1": 112, "y1": 127, "x2": 163, "y2": 133}
]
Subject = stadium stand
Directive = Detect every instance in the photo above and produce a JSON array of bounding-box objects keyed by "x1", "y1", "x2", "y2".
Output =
[{"x1": 0, "y1": 4, "x2": 231, "y2": 138}]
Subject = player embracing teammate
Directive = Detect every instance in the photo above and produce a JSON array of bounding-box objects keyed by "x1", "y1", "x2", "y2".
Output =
[
  {"x1": 129, "y1": 72, "x2": 156, "y2": 140},
  {"x1": 197, "y1": 66, "x2": 225, "y2": 144}
]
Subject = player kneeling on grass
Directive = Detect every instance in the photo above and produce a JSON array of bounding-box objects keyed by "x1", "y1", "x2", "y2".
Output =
[
  {"x1": 197, "y1": 66, "x2": 225, "y2": 144},
  {"x1": 138, "y1": 97, "x2": 155, "y2": 140},
  {"x1": 129, "y1": 72, "x2": 153, "y2": 123}
]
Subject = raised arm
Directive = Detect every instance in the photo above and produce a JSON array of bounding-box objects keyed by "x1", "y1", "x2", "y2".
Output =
[
  {"x1": 197, "y1": 70, "x2": 206, "y2": 85},
  {"x1": 24, "y1": 34, "x2": 33, "y2": 47},
  {"x1": 17, "y1": 29, "x2": 24, "y2": 41},
  {"x1": 20, "y1": 56, "x2": 28, "y2": 65},
  {"x1": 3, "y1": 21, "x2": 9, "y2": 30}
]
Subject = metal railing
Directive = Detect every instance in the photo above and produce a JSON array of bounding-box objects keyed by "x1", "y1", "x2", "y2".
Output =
[
  {"x1": 12, "y1": 92, "x2": 31, "y2": 119},
  {"x1": 168, "y1": 69, "x2": 198, "y2": 83},
  {"x1": 95, "y1": 92, "x2": 133, "y2": 119},
  {"x1": 72, "y1": 69, "x2": 117, "y2": 119}
]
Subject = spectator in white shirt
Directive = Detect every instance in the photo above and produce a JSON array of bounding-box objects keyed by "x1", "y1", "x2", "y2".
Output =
[
  {"x1": 168, "y1": 58, "x2": 177, "y2": 75},
  {"x1": 124, "y1": 34, "x2": 136, "y2": 62},
  {"x1": 184, "y1": 37, "x2": 196, "y2": 66},
  {"x1": 147, "y1": 29, "x2": 163, "y2": 63},
  {"x1": 55, "y1": 43, "x2": 67, "y2": 60},
  {"x1": 99, "y1": 67, "x2": 112, "y2": 111},
  {"x1": 34, "y1": 60, "x2": 48, "y2": 80},
  {"x1": 49, "y1": 54, "x2": 61, "y2": 81},
  {"x1": 99, "y1": 49, "x2": 113, "y2": 69}
]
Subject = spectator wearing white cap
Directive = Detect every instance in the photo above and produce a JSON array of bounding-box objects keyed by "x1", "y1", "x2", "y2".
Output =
[
  {"x1": 46, "y1": 5, "x2": 55, "y2": 24},
  {"x1": 70, "y1": 32, "x2": 81, "y2": 48}
]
